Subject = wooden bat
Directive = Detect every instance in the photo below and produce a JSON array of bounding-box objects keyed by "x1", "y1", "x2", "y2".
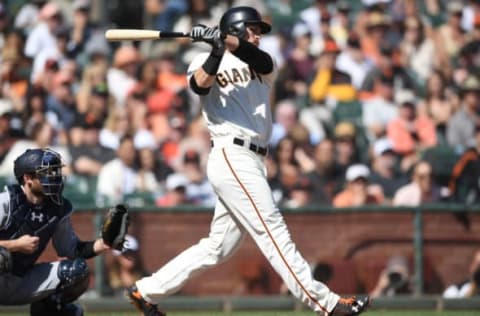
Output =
[{"x1": 105, "y1": 29, "x2": 190, "y2": 41}]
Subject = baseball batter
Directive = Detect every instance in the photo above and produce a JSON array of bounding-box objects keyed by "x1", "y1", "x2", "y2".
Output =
[
  {"x1": 127, "y1": 7, "x2": 369, "y2": 316},
  {"x1": 0, "y1": 148, "x2": 129, "y2": 316}
]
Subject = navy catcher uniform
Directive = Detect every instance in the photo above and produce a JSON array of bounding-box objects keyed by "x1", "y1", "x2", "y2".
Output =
[
  {"x1": 127, "y1": 7, "x2": 369, "y2": 316},
  {"x1": 0, "y1": 148, "x2": 116, "y2": 316}
]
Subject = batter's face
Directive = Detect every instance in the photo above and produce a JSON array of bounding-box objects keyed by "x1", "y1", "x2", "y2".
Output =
[{"x1": 245, "y1": 25, "x2": 262, "y2": 46}]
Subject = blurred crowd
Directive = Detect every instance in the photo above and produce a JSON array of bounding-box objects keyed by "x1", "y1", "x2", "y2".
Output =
[{"x1": 1, "y1": 0, "x2": 480, "y2": 209}]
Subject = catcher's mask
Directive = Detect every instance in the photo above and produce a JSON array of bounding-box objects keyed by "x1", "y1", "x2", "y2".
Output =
[
  {"x1": 14, "y1": 148, "x2": 65, "y2": 205},
  {"x1": 219, "y1": 6, "x2": 271, "y2": 39}
]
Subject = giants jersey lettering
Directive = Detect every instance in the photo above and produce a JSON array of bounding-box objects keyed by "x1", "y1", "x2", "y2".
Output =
[{"x1": 187, "y1": 51, "x2": 278, "y2": 145}]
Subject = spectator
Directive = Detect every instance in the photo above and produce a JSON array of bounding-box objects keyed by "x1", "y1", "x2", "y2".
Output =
[
  {"x1": 302, "y1": 37, "x2": 356, "y2": 142},
  {"x1": 68, "y1": 116, "x2": 115, "y2": 176},
  {"x1": 97, "y1": 135, "x2": 137, "y2": 205},
  {"x1": 308, "y1": 37, "x2": 356, "y2": 105},
  {"x1": 283, "y1": 175, "x2": 314, "y2": 208},
  {"x1": 76, "y1": 61, "x2": 109, "y2": 113},
  {"x1": 333, "y1": 121, "x2": 360, "y2": 174},
  {"x1": 443, "y1": 250, "x2": 480, "y2": 298},
  {"x1": 298, "y1": 0, "x2": 330, "y2": 55},
  {"x1": 107, "y1": 45, "x2": 140, "y2": 106},
  {"x1": 370, "y1": 255, "x2": 412, "y2": 298},
  {"x1": 333, "y1": 164, "x2": 384, "y2": 207},
  {"x1": 358, "y1": 10, "x2": 393, "y2": 67},
  {"x1": 399, "y1": 15, "x2": 436, "y2": 82},
  {"x1": 386, "y1": 100, "x2": 437, "y2": 156},
  {"x1": 434, "y1": 1, "x2": 468, "y2": 77},
  {"x1": 270, "y1": 99, "x2": 302, "y2": 147},
  {"x1": 265, "y1": 154, "x2": 283, "y2": 204},
  {"x1": 448, "y1": 125, "x2": 480, "y2": 205},
  {"x1": 99, "y1": 106, "x2": 130, "y2": 150},
  {"x1": 336, "y1": 32, "x2": 374, "y2": 89},
  {"x1": 306, "y1": 138, "x2": 343, "y2": 204},
  {"x1": 45, "y1": 70, "x2": 78, "y2": 142},
  {"x1": 0, "y1": 120, "x2": 71, "y2": 178},
  {"x1": 0, "y1": 99, "x2": 15, "y2": 164},
  {"x1": 447, "y1": 75, "x2": 480, "y2": 152},
  {"x1": 362, "y1": 74, "x2": 398, "y2": 141},
  {"x1": 14, "y1": 0, "x2": 46, "y2": 34},
  {"x1": 156, "y1": 173, "x2": 190, "y2": 207},
  {"x1": 135, "y1": 147, "x2": 161, "y2": 195},
  {"x1": 24, "y1": 2, "x2": 62, "y2": 68},
  {"x1": 369, "y1": 138, "x2": 408, "y2": 201},
  {"x1": 329, "y1": 1, "x2": 351, "y2": 48},
  {"x1": 393, "y1": 160, "x2": 441, "y2": 206},
  {"x1": 275, "y1": 22, "x2": 314, "y2": 102},
  {"x1": 172, "y1": 0, "x2": 224, "y2": 65},
  {"x1": 23, "y1": 86, "x2": 48, "y2": 137},
  {"x1": 336, "y1": 32, "x2": 373, "y2": 90},
  {"x1": 107, "y1": 235, "x2": 149, "y2": 297},
  {"x1": 360, "y1": 44, "x2": 416, "y2": 101},
  {"x1": 179, "y1": 148, "x2": 215, "y2": 207},
  {"x1": 31, "y1": 23, "x2": 71, "y2": 83},
  {"x1": 417, "y1": 70, "x2": 456, "y2": 144}
]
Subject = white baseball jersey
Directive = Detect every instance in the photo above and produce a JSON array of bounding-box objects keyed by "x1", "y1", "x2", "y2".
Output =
[
  {"x1": 187, "y1": 51, "x2": 277, "y2": 146},
  {"x1": 136, "y1": 47, "x2": 341, "y2": 315}
]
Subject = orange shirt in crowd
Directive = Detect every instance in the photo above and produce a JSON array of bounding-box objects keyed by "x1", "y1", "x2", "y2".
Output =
[
  {"x1": 333, "y1": 189, "x2": 383, "y2": 208},
  {"x1": 387, "y1": 116, "x2": 437, "y2": 155}
]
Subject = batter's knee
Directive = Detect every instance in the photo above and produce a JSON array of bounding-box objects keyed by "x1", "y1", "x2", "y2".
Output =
[{"x1": 57, "y1": 258, "x2": 90, "y2": 303}]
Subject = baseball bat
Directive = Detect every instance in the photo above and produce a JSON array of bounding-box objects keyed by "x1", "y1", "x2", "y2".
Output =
[{"x1": 105, "y1": 29, "x2": 190, "y2": 41}]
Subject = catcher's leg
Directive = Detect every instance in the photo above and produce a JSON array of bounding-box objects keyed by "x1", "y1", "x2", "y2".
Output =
[
  {"x1": 0, "y1": 262, "x2": 60, "y2": 305},
  {"x1": 30, "y1": 258, "x2": 89, "y2": 316},
  {"x1": 136, "y1": 199, "x2": 245, "y2": 303}
]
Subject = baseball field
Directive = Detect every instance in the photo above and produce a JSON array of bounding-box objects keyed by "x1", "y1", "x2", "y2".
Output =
[{"x1": 1, "y1": 312, "x2": 479, "y2": 316}]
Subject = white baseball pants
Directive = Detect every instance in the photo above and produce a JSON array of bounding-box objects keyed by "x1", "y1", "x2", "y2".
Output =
[{"x1": 136, "y1": 144, "x2": 340, "y2": 315}]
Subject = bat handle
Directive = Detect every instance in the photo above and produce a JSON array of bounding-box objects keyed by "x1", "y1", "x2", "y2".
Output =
[{"x1": 161, "y1": 31, "x2": 190, "y2": 38}]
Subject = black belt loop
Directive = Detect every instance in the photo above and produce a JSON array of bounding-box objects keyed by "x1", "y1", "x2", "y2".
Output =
[{"x1": 211, "y1": 138, "x2": 267, "y2": 156}]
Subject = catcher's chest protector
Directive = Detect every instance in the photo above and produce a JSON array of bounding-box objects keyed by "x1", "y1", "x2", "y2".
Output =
[{"x1": 0, "y1": 185, "x2": 71, "y2": 276}]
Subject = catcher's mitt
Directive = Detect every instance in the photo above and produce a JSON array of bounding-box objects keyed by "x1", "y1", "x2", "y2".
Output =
[
  {"x1": 101, "y1": 204, "x2": 130, "y2": 250},
  {"x1": 0, "y1": 245, "x2": 12, "y2": 274}
]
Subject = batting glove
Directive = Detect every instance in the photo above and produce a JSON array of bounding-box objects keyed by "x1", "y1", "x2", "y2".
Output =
[{"x1": 190, "y1": 24, "x2": 207, "y2": 42}]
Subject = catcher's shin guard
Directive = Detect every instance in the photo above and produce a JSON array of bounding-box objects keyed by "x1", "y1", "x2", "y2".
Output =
[
  {"x1": 125, "y1": 285, "x2": 166, "y2": 316},
  {"x1": 57, "y1": 258, "x2": 90, "y2": 303}
]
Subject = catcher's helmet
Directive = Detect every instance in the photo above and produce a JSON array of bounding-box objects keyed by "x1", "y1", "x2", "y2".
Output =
[
  {"x1": 14, "y1": 148, "x2": 65, "y2": 205},
  {"x1": 219, "y1": 6, "x2": 271, "y2": 39}
]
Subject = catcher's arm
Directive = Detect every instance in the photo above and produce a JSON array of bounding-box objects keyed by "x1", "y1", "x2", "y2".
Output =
[
  {"x1": 73, "y1": 204, "x2": 130, "y2": 259},
  {"x1": 101, "y1": 204, "x2": 130, "y2": 250}
]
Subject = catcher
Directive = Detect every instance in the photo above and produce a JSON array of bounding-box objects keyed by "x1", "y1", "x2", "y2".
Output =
[{"x1": 0, "y1": 148, "x2": 130, "y2": 316}]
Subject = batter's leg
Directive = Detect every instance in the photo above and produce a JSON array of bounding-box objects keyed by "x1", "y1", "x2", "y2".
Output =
[
  {"x1": 209, "y1": 147, "x2": 340, "y2": 315},
  {"x1": 136, "y1": 199, "x2": 245, "y2": 303}
]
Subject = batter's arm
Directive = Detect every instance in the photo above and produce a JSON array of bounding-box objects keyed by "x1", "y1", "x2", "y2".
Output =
[
  {"x1": 190, "y1": 34, "x2": 229, "y2": 95},
  {"x1": 190, "y1": 34, "x2": 241, "y2": 91},
  {"x1": 227, "y1": 36, "x2": 273, "y2": 74}
]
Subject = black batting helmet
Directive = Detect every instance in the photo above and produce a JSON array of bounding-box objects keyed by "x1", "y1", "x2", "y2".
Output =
[
  {"x1": 219, "y1": 6, "x2": 271, "y2": 39},
  {"x1": 14, "y1": 148, "x2": 65, "y2": 204}
]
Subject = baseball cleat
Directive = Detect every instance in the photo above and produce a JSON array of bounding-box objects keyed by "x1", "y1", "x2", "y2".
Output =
[
  {"x1": 330, "y1": 295, "x2": 370, "y2": 316},
  {"x1": 125, "y1": 286, "x2": 166, "y2": 316}
]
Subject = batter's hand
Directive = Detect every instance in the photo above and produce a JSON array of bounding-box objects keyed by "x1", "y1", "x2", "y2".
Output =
[
  {"x1": 190, "y1": 24, "x2": 208, "y2": 42},
  {"x1": 190, "y1": 24, "x2": 225, "y2": 46},
  {"x1": 14, "y1": 235, "x2": 39, "y2": 254}
]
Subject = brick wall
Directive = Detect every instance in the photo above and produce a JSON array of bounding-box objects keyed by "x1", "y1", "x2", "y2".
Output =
[{"x1": 38, "y1": 210, "x2": 480, "y2": 295}]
